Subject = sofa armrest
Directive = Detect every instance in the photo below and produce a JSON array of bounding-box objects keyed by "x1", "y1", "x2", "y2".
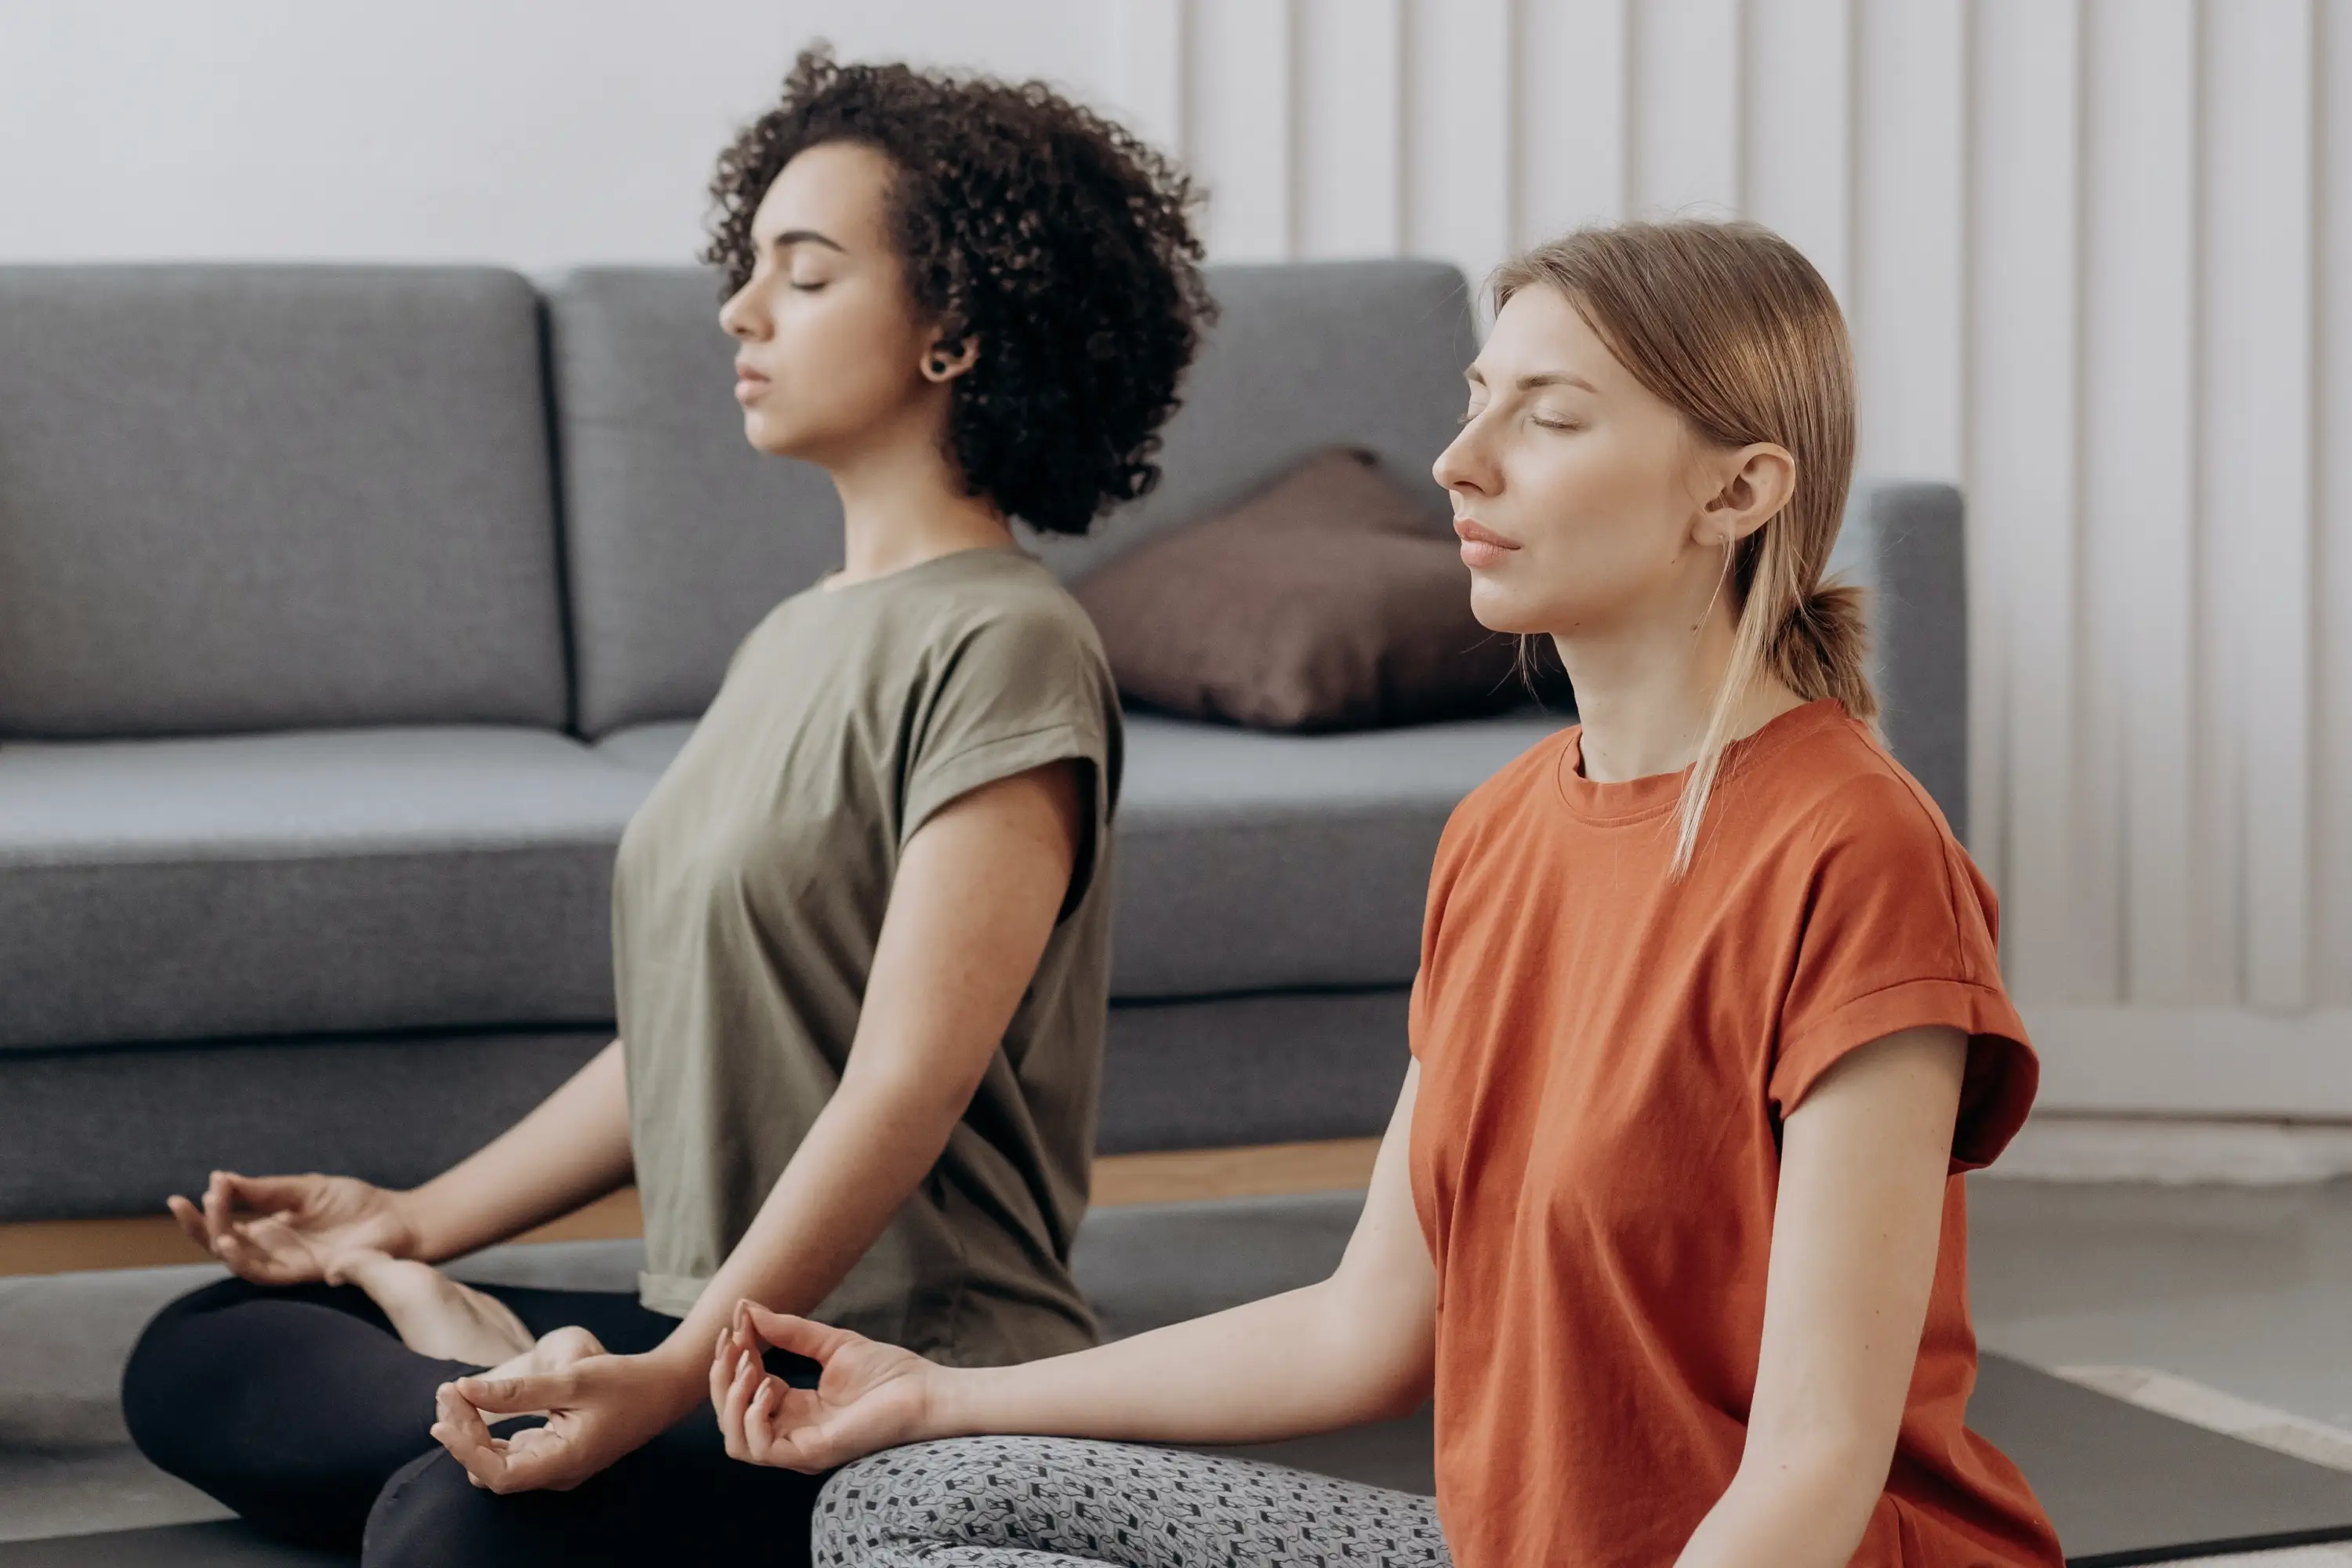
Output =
[{"x1": 1827, "y1": 478, "x2": 1969, "y2": 843}]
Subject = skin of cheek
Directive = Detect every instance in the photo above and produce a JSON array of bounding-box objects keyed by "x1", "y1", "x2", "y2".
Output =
[
  {"x1": 739, "y1": 278, "x2": 935, "y2": 462},
  {"x1": 1465, "y1": 428, "x2": 1711, "y2": 641}
]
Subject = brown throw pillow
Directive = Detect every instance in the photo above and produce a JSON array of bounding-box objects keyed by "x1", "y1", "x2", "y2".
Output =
[{"x1": 1073, "y1": 446, "x2": 1535, "y2": 731}]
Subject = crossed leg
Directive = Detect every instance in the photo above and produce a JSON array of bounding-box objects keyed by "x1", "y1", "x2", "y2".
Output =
[{"x1": 812, "y1": 1435, "x2": 1451, "y2": 1567}]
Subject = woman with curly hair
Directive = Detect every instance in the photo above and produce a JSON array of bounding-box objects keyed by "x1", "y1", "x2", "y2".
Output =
[{"x1": 120, "y1": 48, "x2": 1210, "y2": 1567}]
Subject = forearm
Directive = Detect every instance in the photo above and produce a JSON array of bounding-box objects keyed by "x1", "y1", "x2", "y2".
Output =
[
  {"x1": 932, "y1": 1272, "x2": 1429, "y2": 1448},
  {"x1": 656, "y1": 1065, "x2": 971, "y2": 1370},
  {"x1": 1675, "y1": 1451, "x2": 1883, "y2": 1568},
  {"x1": 401, "y1": 1040, "x2": 635, "y2": 1262}
]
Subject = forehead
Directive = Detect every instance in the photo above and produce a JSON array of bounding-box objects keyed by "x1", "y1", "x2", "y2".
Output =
[
  {"x1": 1472, "y1": 286, "x2": 1622, "y2": 386},
  {"x1": 751, "y1": 140, "x2": 898, "y2": 246}
]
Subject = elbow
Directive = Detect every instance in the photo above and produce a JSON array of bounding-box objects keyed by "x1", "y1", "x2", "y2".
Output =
[
  {"x1": 838, "y1": 1052, "x2": 990, "y2": 1129},
  {"x1": 1728, "y1": 1428, "x2": 1894, "y2": 1530},
  {"x1": 1309, "y1": 1276, "x2": 1436, "y2": 1424}
]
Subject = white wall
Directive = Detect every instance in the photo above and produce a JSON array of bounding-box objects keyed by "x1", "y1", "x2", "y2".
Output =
[
  {"x1": 0, "y1": 1, "x2": 1113, "y2": 268},
  {"x1": 5, "y1": 0, "x2": 2347, "y2": 1111}
]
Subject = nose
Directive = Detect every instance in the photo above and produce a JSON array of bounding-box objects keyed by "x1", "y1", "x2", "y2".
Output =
[
  {"x1": 1432, "y1": 417, "x2": 1493, "y2": 499},
  {"x1": 718, "y1": 281, "x2": 765, "y2": 343}
]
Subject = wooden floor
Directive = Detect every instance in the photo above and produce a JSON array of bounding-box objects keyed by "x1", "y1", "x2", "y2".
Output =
[{"x1": 0, "y1": 1138, "x2": 1381, "y2": 1277}]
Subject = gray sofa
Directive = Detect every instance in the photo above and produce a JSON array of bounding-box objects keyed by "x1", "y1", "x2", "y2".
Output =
[{"x1": 0, "y1": 260, "x2": 1969, "y2": 1223}]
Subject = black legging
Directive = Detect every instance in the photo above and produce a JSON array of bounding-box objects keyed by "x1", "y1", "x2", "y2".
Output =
[{"x1": 120, "y1": 1276, "x2": 826, "y2": 1565}]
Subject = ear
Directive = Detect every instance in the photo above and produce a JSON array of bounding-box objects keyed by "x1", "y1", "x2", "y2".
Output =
[
  {"x1": 1693, "y1": 442, "x2": 1796, "y2": 549},
  {"x1": 920, "y1": 334, "x2": 981, "y2": 385}
]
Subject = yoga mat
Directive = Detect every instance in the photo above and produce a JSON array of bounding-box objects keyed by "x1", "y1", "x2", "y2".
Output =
[
  {"x1": 1218, "y1": 1356, "x2": 2352, "y2": 1566},
  {"x1": 1969, "y1": 1354, "x2": 2352, "y2": 1566},
  {"x1": 0, "y1": 1522, "x2": 348, "y2": 1566},
  {"x1": 12, "y1": 1356, "x2": 2352, "y2": 1566}
]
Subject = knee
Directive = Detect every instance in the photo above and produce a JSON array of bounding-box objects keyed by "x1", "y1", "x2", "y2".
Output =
[
  {"x1": 812, "y1": 1437, "x2": 1105, "y2": 1565},
  {"x1": 362, "y1": 1448, "x2": 509, "y2": 1568},
  {"x1": 119, "y1": 1276, "x2": 260, "y2": 1471}
]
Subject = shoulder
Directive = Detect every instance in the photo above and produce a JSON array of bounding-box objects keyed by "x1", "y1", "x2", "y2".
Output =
[
  {"x1": 1751, "y1": 709, "x2": 1958, "y2": 863},
  {"x1": 1759, "y1": 710, "x2": 1998, "y2": 967},
  {"x1": 1457, "y1": 723, "x2": 1571, "y2": 818},
  {"x1": 908, "y1": 552, "x2": 1109, "y2": 669},
  {"x1": 1430, "y1": 723, "x2": 1573, "y2": 873},
  {"x1": 895, "y1": 555, "x2": 1120, "y2": 771}
]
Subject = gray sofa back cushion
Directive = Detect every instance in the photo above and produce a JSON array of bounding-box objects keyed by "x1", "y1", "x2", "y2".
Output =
[
  {"x1": 0, "y1": 267, "x2": 568, "y2": 737},
  {"x1": 548, "y1": 260, "x2": 1476, "y2": 738},
  {"x1": 546, "y1": 268, "x2": 845, "y2": 739}
]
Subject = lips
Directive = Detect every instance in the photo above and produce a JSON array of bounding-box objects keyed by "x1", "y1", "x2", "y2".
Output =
[
  {"x1": 1453, "y1": 516, "x2": 1519, "y2": 568},
  {"x1": 733, "y1": 362, "x2": 771, "y2": 404}
]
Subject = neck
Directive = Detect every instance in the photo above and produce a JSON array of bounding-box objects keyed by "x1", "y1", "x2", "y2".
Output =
[
  {"x1": 823, "y1": 412, "x2": 1014, "y2": 586},
  {"x1": 1555, "y1": 593, "x2": 1803, "y2": 784}
]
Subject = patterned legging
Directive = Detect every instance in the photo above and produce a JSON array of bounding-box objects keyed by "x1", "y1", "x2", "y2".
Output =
[{"x1": 811, "y1": 1436, "x2": 1450, "y2": 1566}]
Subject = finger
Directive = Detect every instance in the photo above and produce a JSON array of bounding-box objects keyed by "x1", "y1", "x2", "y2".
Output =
[
  {"x1": 433, "y1": 1385, "x2": 513, "y2": 1493},
  {"x1": 166, "y1": 1196, "x2": 211, "y2": 1250},
  {"x1": 215, "y1": 1222, "x2": 291, "y2": 1284},
  {"x1": 490, "y1": 1425, "x2": 583, "y2": 1494},
  {"x1": 714, "y1": 1333, "x2": 755, "y2": 1444},
  {"x1": 455, "y1": 1370, "x2": 573, "y2": 1415},
  {"x1": 743, "y1": 1376, "x2": 782, "y2": 1465},
  {"x1": 718, "y1": 1348, "x2": 760, "y2": 1461},
  {"x1": 209, "y1": 1223, "x2": 263, "y2": 1278},
  {"x1": 222, "y1": 1172, "x2": 311, "y2": 1215},
  {"x1": 741, "y1": 1304, "x2": 858, "y2": 1363},
  {"x1": 202, "y1": 1174, "x2": 233, "y2": 1246},
  {"x1": 731, "y1": 1321, "x2": 768, "y2": 1389},
  {"x1": 709, "y1": 1326, "x2": 739, "y2": 1418}
]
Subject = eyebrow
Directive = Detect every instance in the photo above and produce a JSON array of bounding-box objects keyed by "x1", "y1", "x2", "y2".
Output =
[
  {"x1": 765, "y1": 228, "x2": 848, "y2": 255},
  {"x1": 1465, "y1": 368, "x2": 1599, "y2": 394}
]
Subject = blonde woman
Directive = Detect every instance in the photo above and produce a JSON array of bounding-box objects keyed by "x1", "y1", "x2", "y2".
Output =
[{"x1": 691, "y1": 221, "x2": 2062, "y2": 1568}]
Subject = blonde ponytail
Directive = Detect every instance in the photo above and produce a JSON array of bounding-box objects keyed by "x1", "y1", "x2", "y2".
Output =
[{"x1": 1490, "y1": 220, "x2": 1868, "y2": 875}]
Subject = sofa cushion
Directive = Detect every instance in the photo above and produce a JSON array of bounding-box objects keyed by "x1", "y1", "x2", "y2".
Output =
[
  {"x1": 1074, "y1": 447, "x2": 1520, "y2": 731},
  {"x1": 1112, "y1": 711, "x2": 1566, "y2": 995},
  {"x1": 0, "y1": 267, "x2": 568, "y2": 739},
  {"x1": 546, "y1": 260, "x2": 1476, "y2": 739},
  {"x1": 0, "y1": 728, "x2": 655, "y2": 1051},
  {"x1": 597, "y1": 708, "x2": 1567, "y2": 1000}
]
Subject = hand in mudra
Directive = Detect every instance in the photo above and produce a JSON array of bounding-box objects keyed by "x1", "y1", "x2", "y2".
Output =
[
  {"x1": 166, "y1": 1171, "x2": 419, "y2": 1285},
  {"x1": 432, "y1": 1338, "x2": 695, "y2": 1494},
  {"x1": 711, "y1": 1301, "x2": 942, "y2": 1472}
]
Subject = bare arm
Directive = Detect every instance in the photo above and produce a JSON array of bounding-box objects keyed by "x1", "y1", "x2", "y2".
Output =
[
  {"x1": 437, "y1": 757, "x2": 1101, "y2": 1488},
  {"x1": 942, "y1": 1063, "x2": 1436, "y2": 1444},
  {"x1": 1674, "y1": 1025, "x2": 1968, "y2": 1568},
  {"x1": 712, "y1": 1065, "x2": 1437, "y2": 1468},
  {"x1": 399, "y1": 1039, "x2": 636, "y2": 1262},
  {"x1": 642, "y1": 759, "x2": 1089, "y2": 1377},
  {"x1": 169, "y1": 1038, "x2": 634, "y2": 1280}
]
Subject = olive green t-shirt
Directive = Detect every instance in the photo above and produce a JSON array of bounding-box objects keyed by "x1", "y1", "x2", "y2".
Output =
[{"x1": 613, "y1": 545, "x2": 1120, "y2": 1367}]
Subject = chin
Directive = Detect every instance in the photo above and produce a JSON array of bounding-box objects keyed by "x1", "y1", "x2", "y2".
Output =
[
  {"x1": 1465, "y1": 581, "x2": 1544, "y2": 636},
  {"x1": 739, "y1": 412, "x2": 806, "y2": 459}
]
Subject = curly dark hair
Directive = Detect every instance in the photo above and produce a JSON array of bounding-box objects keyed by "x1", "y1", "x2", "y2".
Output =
[{"x1": 706, "y1": 46, "x2": 1214, "y2": 536}]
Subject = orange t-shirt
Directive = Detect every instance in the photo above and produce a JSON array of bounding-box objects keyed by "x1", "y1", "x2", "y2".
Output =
[{"x1": 1408, "y1": 699, "x2": 2061, "y2": 1568}]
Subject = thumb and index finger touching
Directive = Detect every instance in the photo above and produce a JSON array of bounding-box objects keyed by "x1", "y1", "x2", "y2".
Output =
[
  {"x1": 169, "y1": 1171, "x2": 309, "y2": 1236},
  {"x1": 736, "y1": 1301, "x2": 858, "y2": 1364},
  {"x1": 212, "y1": 1171, "x2": 316, "y2": 1213},
  {"x1": 452, "y1": 1368, "x2": 581, "y2": 1414}
]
